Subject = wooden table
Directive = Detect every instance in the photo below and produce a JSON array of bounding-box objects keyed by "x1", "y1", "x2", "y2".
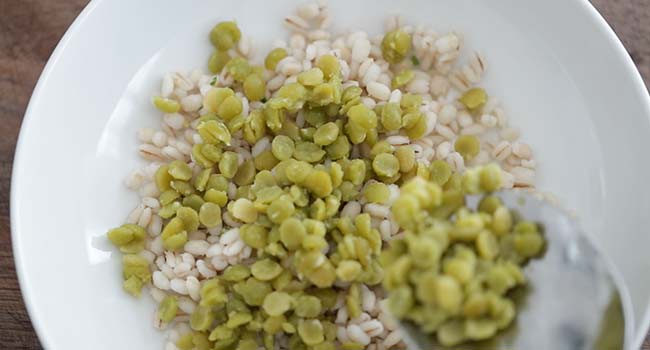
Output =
[{"x1": 0, "y1": 0, "x2": 648, "y2": 348}]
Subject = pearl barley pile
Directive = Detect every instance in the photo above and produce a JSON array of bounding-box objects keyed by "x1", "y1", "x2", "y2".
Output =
[{"x1": 109, "y1": 2, "x2": 539, "y2": 350}]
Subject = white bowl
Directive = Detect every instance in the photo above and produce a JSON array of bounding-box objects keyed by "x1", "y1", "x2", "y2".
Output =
[{"x1": 11, "y1": 0, "x2": 650, "y2": 348}]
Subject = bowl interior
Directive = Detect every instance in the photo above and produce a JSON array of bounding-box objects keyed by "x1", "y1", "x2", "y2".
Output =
[{"x1": 12, "y1": 0, "x2": 650, "y2": 348}]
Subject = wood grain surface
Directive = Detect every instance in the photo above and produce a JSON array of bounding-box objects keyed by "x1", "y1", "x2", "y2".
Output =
[{"x1": 0, "y1": 0, "x2": 648, "y2": 349}]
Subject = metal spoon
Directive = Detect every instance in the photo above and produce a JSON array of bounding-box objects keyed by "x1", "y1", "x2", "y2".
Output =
[{"x1": 398, "y1": 190, "x2": 633, "y2": 350}]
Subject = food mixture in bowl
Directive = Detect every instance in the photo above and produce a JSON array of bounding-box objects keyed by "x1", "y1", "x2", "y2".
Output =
[{"x1": 107, "y1": 2, "x2": 541, "y2": 349}]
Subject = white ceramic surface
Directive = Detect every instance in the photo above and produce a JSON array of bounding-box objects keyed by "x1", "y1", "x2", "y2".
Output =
[{"x1": 11, "y1": 0, "x2": 650, "y2": 348}]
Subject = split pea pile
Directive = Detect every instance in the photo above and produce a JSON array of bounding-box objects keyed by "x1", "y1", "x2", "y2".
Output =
[
  {"x1": 384, "y1": 167, "x2": 544, "y2": 347},
  {"x1": 108, "y1": 3, "x2": 542, "y2": 350}
]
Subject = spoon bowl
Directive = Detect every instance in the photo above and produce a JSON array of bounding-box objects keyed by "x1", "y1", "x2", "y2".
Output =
[{"x1": 399, "y1": 190, "x2": 633, "y2": 350}]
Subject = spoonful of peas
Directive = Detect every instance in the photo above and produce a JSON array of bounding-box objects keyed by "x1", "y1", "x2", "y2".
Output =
[{"x1": 382, "y1": 169, "x2": 632, "y2": 350}]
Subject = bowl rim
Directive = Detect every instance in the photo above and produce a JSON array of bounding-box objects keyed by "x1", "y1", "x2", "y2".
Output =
[
  {"x1": 11, "y1": 0, "x2": 650, "y2": 348},
  {"x1": 11, "y1": 2, "x2": 100, "y2": 349}
]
